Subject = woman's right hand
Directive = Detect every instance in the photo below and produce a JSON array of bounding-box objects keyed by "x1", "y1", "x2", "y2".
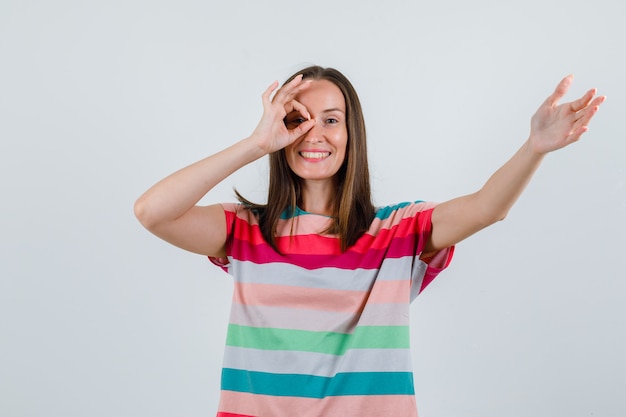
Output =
[{"x1": 250, "y1": 74, "x2": 316, "y2": 154}]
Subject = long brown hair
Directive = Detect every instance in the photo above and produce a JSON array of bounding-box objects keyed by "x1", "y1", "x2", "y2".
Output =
[{"x1": 237, "y1": 66, "x2": 376, "y2": 252}]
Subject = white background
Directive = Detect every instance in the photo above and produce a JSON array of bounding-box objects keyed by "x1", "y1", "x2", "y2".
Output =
[{"x1": 1, "y1": 1, "x2": 625, "y2": 416}]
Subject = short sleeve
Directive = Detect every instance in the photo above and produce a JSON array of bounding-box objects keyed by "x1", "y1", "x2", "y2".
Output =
[
  {"x1": 411, "y1": 203, "x2": 455, "y2": 297},
  {"x1": 207, "y1": 203, "x2": 240, "y2": 272}
]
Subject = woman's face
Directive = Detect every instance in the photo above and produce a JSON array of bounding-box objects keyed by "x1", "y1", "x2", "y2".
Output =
[{"x1": 284, "y1": 79, "x2": 348, "y2": 183}]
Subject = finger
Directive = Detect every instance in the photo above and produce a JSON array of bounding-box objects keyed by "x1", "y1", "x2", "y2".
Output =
[
  {"x1": 575, "y1": 100, "x2": 603, "y2": 128},
  {"x1": 569, "y1": 88, "x2": 597, "y2": 113},
  {"x1": 288, "y1": 118, "x2": 315, "y2": 140},
  {"x1": 261, "y1": 75, "x2": 302, "y2": 107},
  {"x1": 565, "y1": 124, "x2": 589, "y2": 144},
  {"x1": 286, "y1": 99, "x2": 311, "y2": 120},
  {"x1": 262, "y1": 81, "x2": 279, "y2": 105},
  {"x1": 289, "y1": 73, "x2": 304, "y2": 85},
  {"x1": 274, "y1": 76, "x2": 313, "y2": 104},
  {"x1": 592, "y1": 94, "x2": 607, "y2": 108},
  {"x1": 272, "y1": 74, "x2": 303, "y2": 102},
  {"x1": 565, "y1": 95, "x2": 604, "y2": 144},
  {"x1": 546, "y1": 74, "x2": 574, "y2": 107}
]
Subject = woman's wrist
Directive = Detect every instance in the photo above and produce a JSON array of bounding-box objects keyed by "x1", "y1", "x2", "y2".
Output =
[
  {"x1": 239, "y1": 135, "x2": 271, "y2": 161},
  {"x1": 524, "y1": 136, "x2": 549, "y2": 161}
]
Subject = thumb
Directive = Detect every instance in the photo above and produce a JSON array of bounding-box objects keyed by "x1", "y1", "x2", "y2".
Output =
[
  {"x1": 546, "y1": 74, "x2": 574, "y2": 107},
  {"x1": 289, "y1": 119, "x2": 315, "y2": 140}
]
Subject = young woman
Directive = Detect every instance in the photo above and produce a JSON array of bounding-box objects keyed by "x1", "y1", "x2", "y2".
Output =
[{"x1": 135, "y1": 66, "x2": 604, "y2": 417}]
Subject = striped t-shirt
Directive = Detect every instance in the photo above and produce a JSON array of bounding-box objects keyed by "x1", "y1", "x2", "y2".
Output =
[{"x1": 209, "y1": 201, "x2": 454, "y2": 417}]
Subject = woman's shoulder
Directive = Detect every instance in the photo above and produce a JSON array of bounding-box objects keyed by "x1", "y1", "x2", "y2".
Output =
[
  {"x1": 374, "y1": 200, "x2": 437, "y2": 220},
  {"x1": 355, "y1": 200, "x2": 440, "y2": 247},
  {"x1": 219, "y1": 202, "x2": 262, "y2": 213},
  {"x1": 217, "y1": 202, "x2": 262, "y2": 225}
]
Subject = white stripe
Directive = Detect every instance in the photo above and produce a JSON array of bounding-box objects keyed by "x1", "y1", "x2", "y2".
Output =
[
  {"x1": 229, "y1": 303, "x2": 410, "y2": 332},
  {"x1": 229, "y1": 256, "x2": 416, "y2": 289},
  {"x1": 222, "y1": 346, "x2": 413, "y2": 377}
]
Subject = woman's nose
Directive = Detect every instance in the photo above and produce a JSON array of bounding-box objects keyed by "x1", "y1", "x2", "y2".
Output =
[{"x1": 304, "y1": 120, "x2": 323, "y2": 143}]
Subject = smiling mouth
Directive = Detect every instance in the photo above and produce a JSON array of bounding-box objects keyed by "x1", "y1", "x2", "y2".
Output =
[{"x1": 300, "y1": 151, "x2": 331, "y2": 159}]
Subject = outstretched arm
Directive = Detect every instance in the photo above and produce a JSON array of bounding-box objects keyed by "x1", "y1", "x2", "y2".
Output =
[{"x1": 425, "y1": 75, "x2": 606, "y2": 252}]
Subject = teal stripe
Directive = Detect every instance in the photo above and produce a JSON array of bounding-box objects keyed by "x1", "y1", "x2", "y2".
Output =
[
  {"x1": 374, "y1": 201, "x2": 424, "y2": 220},
  {"x1": 221, "y1": 368, "x2": 415, "y2": 397},
  {"x1": 226, "y1": 324, "x2": 410, "y2": 354},
  {"x1": 279, "y1": 206, "x2": 330, "y2": 219}
]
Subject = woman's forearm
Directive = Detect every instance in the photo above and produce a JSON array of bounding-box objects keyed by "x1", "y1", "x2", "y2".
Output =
[
  {"x1": 134, "y1": 136, "x2": 265, "y2": 229},
  {"x1": 427, "y1": 138, "x2": 545, "y2": 251},
  {"x1": 475, "y1": 138, "x2": 545, "y2": 223}
]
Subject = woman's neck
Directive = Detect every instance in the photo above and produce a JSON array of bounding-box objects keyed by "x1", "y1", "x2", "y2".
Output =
[{"x1": 299, "y1": 179, "x2": 336, "y2": 216}]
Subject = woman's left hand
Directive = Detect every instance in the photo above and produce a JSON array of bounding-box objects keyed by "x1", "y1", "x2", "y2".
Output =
[{"x1": 529, "y1": 75, "x2": 605, "y2": 155}]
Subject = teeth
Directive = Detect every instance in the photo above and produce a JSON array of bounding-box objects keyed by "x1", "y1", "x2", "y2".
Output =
[{"x1": 300, "y1": 151, "x2": 330, "y2": 159}]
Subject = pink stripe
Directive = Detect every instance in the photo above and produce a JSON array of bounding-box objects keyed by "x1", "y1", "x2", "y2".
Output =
[
  {"x1": 228, "y1": 204, "x2": 333, "y2": 239},
  {"x1": 275, "y1": 234, "x2": 341, "y2": 255},
  {"x1": 272, "y1": 224, "x2": 418, "y2": 255},
  {"x1": 218, "y1": 391, "x2": 418, "y2": 417},
  {"x1": 419, "y1": 246, "x2": 455, "y2": 293},
  {"x1": 367, "y1": 280, "x2": 411, "y2": 304},
  {"x1": 228, "y1": 235, "x2": 417, "y2": 270},
  {"x1": 217, "y1": 413, "x2": 256, "y2": 417},
  {"x1": 228, "y1": 214, "x2": 424, "y2": 251},
  {"x1": 233, "y1": 282, "x2": 368, "y2": 313},
  {"x1": 275, "y1": 215, "x2": 333, "y2": 237}
]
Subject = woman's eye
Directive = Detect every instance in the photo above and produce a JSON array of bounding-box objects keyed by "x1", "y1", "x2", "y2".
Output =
[
  {"x1": 287, "y1": 117, "x2": 305, "y2": 125},
  {"x1": 326, "y1": 118, "x2": 338, "y2": 124}
]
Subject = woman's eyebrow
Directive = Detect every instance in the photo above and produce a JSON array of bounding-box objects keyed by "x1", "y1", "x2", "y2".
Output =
[{"x1": 321, "y1": 108, "x2": 345, "y2": 114}]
